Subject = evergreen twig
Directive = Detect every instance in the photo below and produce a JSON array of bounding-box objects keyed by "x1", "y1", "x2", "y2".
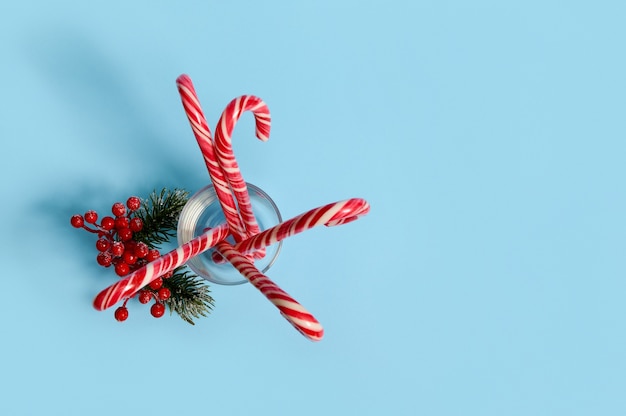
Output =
[
  {"x1": 133, "y1": 188, "x2": 189, "y2": 248},
  {"x1": 163, "y1": 267, "x2": 215, "y2": 325}
]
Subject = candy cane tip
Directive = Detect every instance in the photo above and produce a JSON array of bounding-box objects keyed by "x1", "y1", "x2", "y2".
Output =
[
  {"x1": 280, "y1": 312, "x2": 324, "y2": 341},
  {"x1": 307, "y1": 330, "x2": 324, "y2": 342},
  {"x1": 297, "y1": 327, "x2": 324, "y2": 342},
  {"x1": 325, "y1": 216, "x2": 357, "y2": 227},
  {"x1": 92, "y1": 293, "x2": 107, "y2": 311}
]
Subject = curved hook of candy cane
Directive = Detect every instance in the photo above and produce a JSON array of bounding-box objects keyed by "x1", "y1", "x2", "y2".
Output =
[
  {"x1": 176, "y1": 74, "x2": 247, "y2": 241},
  {"x1": 213, "y1": 95, "x2": 271, "y2": 241},
  {"x1": 229, "y1": 198, "x2": 370, "y2": 256},
  {"x1": 217, "y1": 241, "x2": 324, "y2": 341},
  {"x1": 93, "y1": 224, "x2": 229, "y2": 311}
]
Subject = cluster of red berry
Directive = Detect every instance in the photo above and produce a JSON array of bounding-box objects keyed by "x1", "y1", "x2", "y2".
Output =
[{"x1": 70, "y1": 196, "x2": 172, "y2": 322}]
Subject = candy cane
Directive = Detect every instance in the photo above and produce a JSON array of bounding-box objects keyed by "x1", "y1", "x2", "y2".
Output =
[
  {"x1": 211, "y1": 198, "x2": 369, "y2": 262},
  {"x1": 176, "y1": 75, "x2": 247, "y2": 241},
  {"x1": 93, "y1": 223, "x2": 229, "y2": 311},
  {"x1": 214, "y1": 95, "x2": 271, "y2": 241},
  {"x1": 216, "y1": 241, "x2": 324, "y2": 341}
]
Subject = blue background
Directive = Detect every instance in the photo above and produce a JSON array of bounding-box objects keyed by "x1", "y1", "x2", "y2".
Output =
[{"x1": 2, "y1": 1, "x2": 625, "y2": 415}]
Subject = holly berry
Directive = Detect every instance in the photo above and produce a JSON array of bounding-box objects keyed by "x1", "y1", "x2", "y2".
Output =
[
  {"x1": 97, "y1": 252, "x2": 112, "y2": 267},
  {"x1": 112, "y1": 202, "x2": 126, "y2": 217},
  {"x1": 96, "y1": 238, "x2": 110, "y2": 252},
  {"x1": 122, "y1": 250, "x2": 137, "y2": 265},
  {"x1": 114, "y1": 216, "x2": 129, "y2": 230},
  {"x1": 138, "y1": 290, "x2": 152, "y2": 304},
  {"x1": 149, "y1": 278, "x2": 163, "y2": 290},
  {"x1": 118, "y1": 227, "x2": 133, "y2": 242},
  {"x1": 84, "y1": 210, "x2": 98, "y2": 224},
  {"x1": 127, "y1": 196, "x2": 141, "y2": 211},
  {"x1": 134, "y1": 242, "x2": 149, "y2": 258},
  {"x1": 146, "y1": 249, "x2": 160, "y2": 262},
  {"x1": 100, "y1": 216, "x2": 115, "y2": 230},
  {"x1": 70, "y1": 215, "x2": 84, "y2": 228},
  {"x1": 129, "y1": 217, "x2": 143, "y2": 232},
  {"x1": 150, "y1": 302, "x2": 165, "y2": 318},
  {"x1": 111, "y1": 241, "x2": 124, "y2": 257},
  {"x1": 114, "y1": 306, "x2": 129, "y2": 322},
  {"x1": 157, "y1": 287, "x2": 171, "y2": 301},
  {"x1": 115, "y1": 262, "x2": 130, "y2": 276}
]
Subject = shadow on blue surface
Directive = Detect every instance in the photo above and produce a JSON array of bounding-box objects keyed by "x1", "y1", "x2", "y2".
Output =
[{"x1": 23, "y1": 29, "x2": 211, "y2": 251}]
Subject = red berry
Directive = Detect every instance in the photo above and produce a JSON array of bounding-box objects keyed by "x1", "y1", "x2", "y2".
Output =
[
  {"x1": 114, "y1": 306, "x2": 129, "y2": 322},
  {"x1": 96, "y1": 252, "x2": 112, "y2": 267},
  {"x1": 70, "y1": 215, "x2": 84, "y2": 228},
  {"x1": 150, "y1": 302, "x2": 165, "y2": 318},
  {"x1": 149, "y1": 278, "x2": 163, "y2": 290},
  {"x1": 112, "y1": 202, "x2": 126, "y2": 217},
  {"x1": 127, "y1": 196, "x2": 141, "y2": 211},
  {"x1": 122, "y1": 250, "x2": 137, "y2": 265},
  {"x1": 134, "y1": 242, "x2": 149, "y2": 258},
  {"x1": 111, "y1": 241, "x2": 124, "y2": 257},
  {"x1": 138, "y1": 290, "x2": 152, "y2": 304},
  {"x1": 162, "y1": 271, "x2": 173, "y2": 279},
  {"x1": 118, "y1": 227, "x2": 133, "y2": 242},
  {"x1": 114, "y1": 216, "x2": 129, "y2": 230},
  {"x1": 157, "y1": 287, "x2": 171, "y2": 301},
  {"x1": 96, "y1": 238, "x2": 110, "y2": 252},
  {"x1": 115, "y1": 262, "x2": 130, "y2": 276},
  {"x1": 100, "y1": 216, "x2": 115, "y2": 230},
  {"x1": 129, "y1": 217, "x2": 143, "y2": 232},
  {"x1": 84, "y1": 210, "x2": 98, "y2": 224},
  {"x1": 146, "y1": 249, "x2": 160, "y2": 262}
]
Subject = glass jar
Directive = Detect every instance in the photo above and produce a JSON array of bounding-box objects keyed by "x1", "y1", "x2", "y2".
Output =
[{"x1": 177, "y1": 183, "x2": 282, "y2": 285}]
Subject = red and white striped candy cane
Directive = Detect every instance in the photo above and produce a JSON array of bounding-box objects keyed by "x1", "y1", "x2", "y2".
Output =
[
  {"x1": 214, "y1": 95, "x2": 271, "y2": 240},
  {"x1": 93, "y1": 224, "x2": 229, "y2": 311},
  {"x1": 232, "y1": 198, "x2": 370, "y2": 256},
  {"x1": 216, "y1": 241, "x2": 324, "y2": 342},
  {"x1": 176, "y1": 75, "x2": 247, "y2": 241}
]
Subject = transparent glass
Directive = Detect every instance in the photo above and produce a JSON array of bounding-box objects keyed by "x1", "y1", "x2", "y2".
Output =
[{"x1": 177, "y1": 183, "x2": 282, "y2": 285}]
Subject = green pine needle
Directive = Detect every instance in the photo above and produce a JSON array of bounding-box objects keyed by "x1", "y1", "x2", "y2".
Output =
[
  {"x1": 133, "y1": 188, "x2": 189, "y2": 249},
  {"x1": 163, "y1": 267, "x2": 214, "y2": 325}
]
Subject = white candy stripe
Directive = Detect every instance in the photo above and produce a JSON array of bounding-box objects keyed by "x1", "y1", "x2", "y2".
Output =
[
  {"x1": 216, "y1": 241, "x2": 323, "y2": 341},
  {"x1": 93, "y1": 224, "x2": 229, "y2": 311}
]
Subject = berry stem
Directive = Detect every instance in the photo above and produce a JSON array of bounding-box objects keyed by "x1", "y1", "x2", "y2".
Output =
[{"x1": 81, "y1": 225, "x2": 102, "y2": 234}]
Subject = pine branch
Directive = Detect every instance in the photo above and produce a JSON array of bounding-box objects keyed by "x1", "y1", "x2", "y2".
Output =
[
  {"x1": 163, "y1": 267, "x2": 214, "y2": 325},
  {"x1": 133, "y1": 188, "x2": 189, "y2": 248}
]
